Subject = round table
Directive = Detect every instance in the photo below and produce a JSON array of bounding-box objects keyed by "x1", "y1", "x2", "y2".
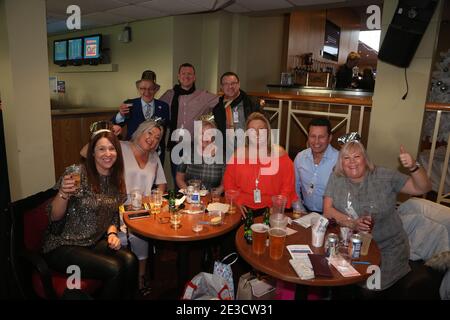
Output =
[
  {"x1": 124, "y1": 204, "x2": 241, "y2": 242},
  {"x1": 235, "y1": 215, "x2": 381, "y2": 287},
  {"x1": 124, "y1": 201, "x2": 242, "y2": 294}
]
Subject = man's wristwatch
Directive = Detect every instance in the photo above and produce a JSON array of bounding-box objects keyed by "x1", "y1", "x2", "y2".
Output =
[{"x1": 409, "y1": 161, "x2": 421, "y2": 173}]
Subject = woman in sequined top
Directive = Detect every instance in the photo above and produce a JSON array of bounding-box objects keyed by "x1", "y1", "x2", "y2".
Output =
[{"x1": 42, "y1": 131, "x2": 138, "y2": 299}]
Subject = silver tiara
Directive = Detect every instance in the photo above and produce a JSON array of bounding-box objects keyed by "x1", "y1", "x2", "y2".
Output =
[{"x1": 338, "y1": 132, "x2": 361, "y2": 145}]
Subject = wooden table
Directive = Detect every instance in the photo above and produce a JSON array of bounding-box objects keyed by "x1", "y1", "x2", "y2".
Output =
[
  {"x1": 124, "y1": 201, "x2": 242, "y2": 294},
  {"x1": 235, "y1": 215, "x2": 381, "y2": 287}
]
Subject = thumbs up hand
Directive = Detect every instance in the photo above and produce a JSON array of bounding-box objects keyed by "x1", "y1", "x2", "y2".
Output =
[{"x1": 399, "y1": 145, "x2": 415, "y2": 169}]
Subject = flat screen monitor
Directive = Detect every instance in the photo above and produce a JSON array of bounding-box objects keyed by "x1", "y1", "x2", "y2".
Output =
[
  {"x1": 83, "y1": 34, "x2": 102, "y2": 64},
  {"x1": 322, "y1": 20, "x2": 340, "y2": 62},
  {"x1": 67, "y1": 38, "x2": 83, "y2": 65},
  {"x1": 53, "y1": 40, "x2": 67, "y2": 65}
]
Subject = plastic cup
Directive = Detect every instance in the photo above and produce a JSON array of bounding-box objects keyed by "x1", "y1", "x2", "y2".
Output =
[
  {"x1": 251, "y1": 223, "x2": 269, "y2": 255},
  {"x1": 269, "y1": 213, "x2": 288, "y2": 229},
  {"x1": 271, "y1": 195, "x2": 287, "y2": 215},
  {"x1": 312, "y1": 228, "x2": 325, "y2": 247},
  {"x1": 225, "y1": 189, "x2": 239, "y2": 214},
  {"x1": 192, "y1": 214, "x2": 203, "y2": 233},
  {"x1": 340, "y1": 226, "x2": 352, "y2": 247},
  {"x1": 360, "y1": 231, "x2": 372, "y2": 255},
  {"x1": 130, "y1": 189, "x2": 143, "y2": 210},
  {"x1": 269, "y1": 227, "x2": 287, "y2": 260},
  {"x1": 211, "y1": 188, "x2": 221, "y2": 203}
]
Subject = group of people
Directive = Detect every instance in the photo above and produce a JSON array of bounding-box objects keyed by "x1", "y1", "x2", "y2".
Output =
[{"x1": 42, "y1": 60, "x2": 432, "y2": 299}]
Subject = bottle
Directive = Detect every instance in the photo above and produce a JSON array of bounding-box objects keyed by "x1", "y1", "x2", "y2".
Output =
[
  {"x1": 263, "y1": 208, "x2": 270, "y2": 226},
  {"x1": 243, "y1": 208, "x2": 254, "y2": 244},
  {"x1": 168, "y1": 190, "x2": 176, "y2": 213}
]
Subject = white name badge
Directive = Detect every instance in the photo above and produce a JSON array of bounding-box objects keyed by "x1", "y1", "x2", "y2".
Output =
[
  {"x1": 233, "y1": 109, "x2": 239, "y2": 123},
  {"x1": 253, "y1": 188, "x2": 262, "y2": 204}
]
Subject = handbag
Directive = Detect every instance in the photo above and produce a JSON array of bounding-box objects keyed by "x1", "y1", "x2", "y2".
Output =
[{"x1": 213, "y1": 252, "x2": 238, "y2": 300}]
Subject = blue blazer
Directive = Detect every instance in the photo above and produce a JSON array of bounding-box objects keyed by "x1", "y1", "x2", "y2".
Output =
[{"x1": 112, "y1": 97, "x2": 170, "y2": 164}]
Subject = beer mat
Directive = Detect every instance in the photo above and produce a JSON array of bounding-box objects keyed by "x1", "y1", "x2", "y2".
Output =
[
  {"x1": 308, "y1": 254, "x2": 333, "y2": 277},
  {"x1": 328, "y1": 257, "x2": 360, "y2": 277},
  {"x1": 292, "y1": 212, "x2": 322, "y2": 228},
  {"x1": 207, "y1": 202, "x2": 230, "y2": 213},
  {"x1": 289, "y1": 258, "x2": 315, "y2": 280},
  {"x1": 286, "y1": 227, "x2": 297, "y2": 236},
  {"x1": 287, "y1": 245, "x2": 312, "y2": 260}
]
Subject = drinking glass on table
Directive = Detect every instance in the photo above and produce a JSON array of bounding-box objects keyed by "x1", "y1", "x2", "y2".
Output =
[
  {"x1": 211, "y1": 188, "x2": 221, "y2": 203},
  {"x1": 225, "y1": 189, "x2": 239, "y2": 214},
  {"x1": 151, "y1": 189, "x2": 162, "y2": 214}
]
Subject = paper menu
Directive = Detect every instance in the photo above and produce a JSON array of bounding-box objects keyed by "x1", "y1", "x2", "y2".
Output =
[
  {"x1": 286, "y1": 244, "x2": 313, "y2": 260},
  {"x1": 289, "y1": 259, "x2": 315, "y2": 280},
  {"x1": 328, "y1": 256, "x2": 360, "y2": 277},
  {"x1": 292, "y1": 212, "x2": 322, "y2": 228}
]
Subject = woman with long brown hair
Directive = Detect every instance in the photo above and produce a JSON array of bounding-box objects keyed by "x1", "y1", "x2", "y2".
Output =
[{"x1": 42, "y1": 131, "x2": 138, "y2": 299}]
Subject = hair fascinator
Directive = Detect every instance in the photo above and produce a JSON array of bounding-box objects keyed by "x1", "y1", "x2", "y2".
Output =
[
  {"x1": 338, "y1": 132, "x2": 361, "y2": 145},
  {"x1": 90, "y1": 120, "x2": 113, "y2": 138},
  {"x1": 198, "y1": 113, "x2": 215, "y2": 123}
]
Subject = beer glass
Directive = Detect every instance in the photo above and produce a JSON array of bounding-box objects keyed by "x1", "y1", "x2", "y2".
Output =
[
  {"x1": 251, "y1": 223, "x2": 269, "y2": 255},
  {"x1": 269, "y1": 227, "x2": 287, "y2": 260}
]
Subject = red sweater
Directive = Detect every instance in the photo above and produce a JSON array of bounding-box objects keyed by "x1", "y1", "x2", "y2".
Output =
[{"x1": 223, "y1": 153, "x2": 298, "y2": 210}]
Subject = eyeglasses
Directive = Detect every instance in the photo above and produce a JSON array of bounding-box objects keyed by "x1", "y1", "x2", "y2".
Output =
[
  {"x1": 139, "y1": 87, "x2": 158, "y2": 92},
  {"x1": 222, "y1": 82, "x2": 239, "y2": 87}
]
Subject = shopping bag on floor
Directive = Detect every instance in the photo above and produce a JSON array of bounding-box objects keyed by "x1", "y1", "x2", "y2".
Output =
[
  {"x1": 182, "y1": 272, "x2": 232, "y2": 300},
  {"x1": 213, "y1": 252, "x2": 238, "y2": 300},
  {"x1": 236, "y1": 271, "x2": 276, "y2": 300}
]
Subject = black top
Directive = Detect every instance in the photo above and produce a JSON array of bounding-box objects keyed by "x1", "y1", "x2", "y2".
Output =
[{"x1": 335, "y1": 64, "x2": 353, "y2": 89}]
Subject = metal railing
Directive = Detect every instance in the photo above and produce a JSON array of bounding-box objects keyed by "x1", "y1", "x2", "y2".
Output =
[
  {"x1": 249, "y1": 92, "x2": 372, "y2": 153},
  {"x1": 423, "y1": 102, "x2": 450, "y2": 205}
]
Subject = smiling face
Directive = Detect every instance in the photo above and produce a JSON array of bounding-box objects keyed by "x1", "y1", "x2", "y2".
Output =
[
  {"x1": 308, "y1": 125, "x2": 331, "y2": 157},
  {"x1": 221, "y1": 75, "x2": 240, "y2": 100},
  {"x1": 138, "y1": 79, "x2": 158, "y2": 103},
  {"x1": 137, "y1": 126, "x2": 162, "y2": 152},
  {"x1": 94, "y1": 137, "x2": 117, "y2": 175},
  {"x1": 178, "y1": 66, "x2": 196, "y2": 90},
  {"x1": 342, "y1": 147, "x2": 367, "y2": 182}
]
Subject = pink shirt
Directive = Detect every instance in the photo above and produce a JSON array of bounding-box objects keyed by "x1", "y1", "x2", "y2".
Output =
[{"x1": 159, "y1": 89, "x2": 219, "y2": 136}]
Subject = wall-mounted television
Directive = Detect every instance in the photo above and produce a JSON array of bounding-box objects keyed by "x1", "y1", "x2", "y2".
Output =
[
  {"x1": 322, "y1": 20, "x2": 340, "y2": 62},
  {"x1": 83, "y1": 34, "x2": 102, "y2": 65},
  {"x1": 53, "y1": 40, "x2": 67, "y2": 66},
  {"x1": 67, "y1": 37, "x2": 83, "y2": 65}
]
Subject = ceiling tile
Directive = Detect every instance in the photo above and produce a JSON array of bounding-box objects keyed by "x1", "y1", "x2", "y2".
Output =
[
  {"x1": 107, "y1": 5, "x2": 166, "y2": 20},
  {"x1": 46, "y1": 0, "x2": 127, "y2": 15},
  {"x1": 234, "y1": 0, "x2": 293, "y2": 11},
  {"x1": 139, "y1": 0, "x2": 205, "y2": 15}
]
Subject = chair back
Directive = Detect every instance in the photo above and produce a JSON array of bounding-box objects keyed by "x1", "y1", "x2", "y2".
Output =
[{"x1": 9, "y1": 188, "x2": 57, "y2": 298}]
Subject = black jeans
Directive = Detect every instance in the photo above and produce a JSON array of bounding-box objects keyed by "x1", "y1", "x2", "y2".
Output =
[{"x1": 45, "y1": 240, "x2": 138, "y2": 299}]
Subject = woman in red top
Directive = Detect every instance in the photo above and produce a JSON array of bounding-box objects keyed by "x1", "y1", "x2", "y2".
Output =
[{"x1": 223, "y1": 112, "x2": 298, "y2": 216}]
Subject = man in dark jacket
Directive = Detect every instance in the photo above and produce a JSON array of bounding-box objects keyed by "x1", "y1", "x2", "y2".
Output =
[
  {"x1": 112, "y1": 74, "x2": 169, "y2": 165},
  {"x1": 213, "y1": 72, "x2": 260, "y2": 162}
]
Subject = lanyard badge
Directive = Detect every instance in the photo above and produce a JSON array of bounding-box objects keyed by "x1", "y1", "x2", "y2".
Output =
[{"x1": 254, "y1": 168, "x2": 262, "y2": 203}]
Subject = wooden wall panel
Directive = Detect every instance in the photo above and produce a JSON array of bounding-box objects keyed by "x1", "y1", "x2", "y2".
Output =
[
  {"x1": 51, "y1": 112, "x2": 116, "y2": 178},
  {"x1": 287, "y1": 8, "x2": 361, "y2": 71}
]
